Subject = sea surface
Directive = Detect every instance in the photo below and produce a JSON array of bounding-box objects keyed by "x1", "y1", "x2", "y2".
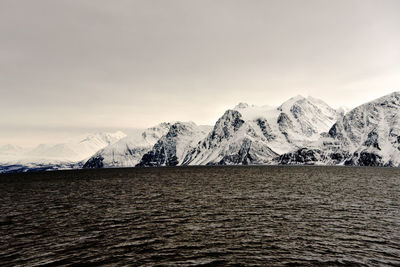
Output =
[{"x1": 0, "y1": 166, "x2": 399, "y2": 266}]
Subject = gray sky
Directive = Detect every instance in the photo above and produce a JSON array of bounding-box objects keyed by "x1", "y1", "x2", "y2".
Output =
[{"x1": 1, "y1": 0, "x2": 400, "y2": 146}]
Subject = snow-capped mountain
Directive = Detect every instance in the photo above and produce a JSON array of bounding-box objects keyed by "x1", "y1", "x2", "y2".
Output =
[
  {"x1": 24, "y1": 131, "x2": 127, "y2": 162},
  {"x1": 278, "y1": 92, "x2": 400, "y2": 167},
  {"x1": 0, "y1": 144, "x2": 28, "y2": 162},
  {"x1": 0, "y1": 131, "x2": 126, "y2": 173},
  {"x1": 137, "y1": 122, "x2": 211, "y2": 167},
  {"x1": 182, "y1": 96, "x2": 338, "y2": 165},
  {"x1": 83, "y1": 123, "x2": 171, "y2": 168}
]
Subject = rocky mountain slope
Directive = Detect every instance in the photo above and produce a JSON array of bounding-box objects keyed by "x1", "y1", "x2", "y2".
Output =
[
  {"x1": 137, "y1": 122, "x2": 211, "y2": 167},
  {"x1": 278, "y1": 92, "x2": 400, "y2": 167},
  {"x1": 182, "y1": 96, "x2": 339, "y2": 165},
  {"x1": 83, "y1": 123, "x2": 171, "y2": 168}
]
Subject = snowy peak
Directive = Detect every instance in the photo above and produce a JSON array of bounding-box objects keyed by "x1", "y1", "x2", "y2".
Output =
[
  {"x1": 325, "y1": 91, "x2": 400, "y2": 166},
  {"x1": 210, "y1": 110, "x2": 245, "y2": 143},
  {"x1": 234, "y1": 102, "x2": 250, "y2": 109},
  {"x1": 182, "y1": 95, "x2": 342, "y2": 166},
  {"x1": 140, "y1": 122, "x2": 172, "y2": 146},
  {"x1": 329, "y1": 91, "x2": 400, "y2": 145},
  {"x1": 137, "y1": 122, "x2": 211, "y2": 167},
  {"x1": 182, "y1": 109, "x2": 279, "y2": 165},
  {"x1": 0, "y1": 144, "x2": 28, "y2": 162},
  {"x1": 278, "y1": 95, "x2": 336, "y2": 118},
  {"x1": 372, "y1": 91, "x2": 400, "y2": 105},
  {"x1": 278, "y1": 91, "x2": 400, "y2": 167},
  {"x1": 26, "y1": 131, "x2": 127, "y2": 162},
  {"x1": 278, "y1": 95, "x2": 307, "y2": 110},
  {"x1": 83, "y1": 123, "x2": 172, "y2": 168},
  {"x1": 336, "y1": 106, "x2": 351, "y2": 116},
  {"x1": 0, "y1": 144, "x2": 26, "y2": 155},
  {"x1": 27, "y1": 143, "x2": 80, "y2": 161},
  {"x1": 79, "y1": 131, "x2": 126, "y2": 146},
  {"x1": 277, "y1": 95, "x2": 338, "y2": 139},
  {"x1": 0, "y1": 131, "x2": 127, "y2": 164}
]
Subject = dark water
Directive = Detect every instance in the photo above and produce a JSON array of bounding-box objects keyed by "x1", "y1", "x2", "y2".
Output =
[{"x1": 1, "y1": 166, "x2": 400, "y2": 266}]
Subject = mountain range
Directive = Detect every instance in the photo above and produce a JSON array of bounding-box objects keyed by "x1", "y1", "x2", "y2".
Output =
[{"x1": 1, "y1": 92, "x2": 399, "y2": 173}]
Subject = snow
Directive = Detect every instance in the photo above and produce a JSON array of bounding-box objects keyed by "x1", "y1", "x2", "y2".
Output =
[
  {"x1": 279, "y1": 91, "x2": 400, "y2": 166},
  {"x1": 235, "y1": 104, "x2": 278, "y2": 121},
  {"x1": 137, "y1": 122, "x2": 212, "y2": 166},
  {"x1": 183, "y1": 95, "x2": 339, "y2": 165},
  {"x1": 84, "y1": 123, "x2": 171, "y2": 168},
  {"x1": 0, "y1": 131, "x2": 126, "y2": 164}
]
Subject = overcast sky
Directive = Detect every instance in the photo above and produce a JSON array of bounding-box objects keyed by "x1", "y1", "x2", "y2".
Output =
[{"x1": 1, "y1": 0, "x2": 400, "y2": 146}]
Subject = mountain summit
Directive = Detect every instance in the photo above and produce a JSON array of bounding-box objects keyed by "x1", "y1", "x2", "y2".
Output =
[{"x1": 278, "y1": 92, "x2": 400, "y2": 166}]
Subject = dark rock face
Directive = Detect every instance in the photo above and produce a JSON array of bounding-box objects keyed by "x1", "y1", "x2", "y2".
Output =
[
  {"x1": 218, "y1": 139, "x2": 253, "y2": 165},
  {"x1": 356, "y1": 152, "x2": 383, "y2": 167},
  {"x1": 344, "y1": 151, "x2": 384, "y2": 166},
  {"x1": 328, "y1": 123, "x2": 338, "y2": 137},
  {"x1": 278, "y1": 148, "x2": 350, "y2": 165},
  {"x1": 290, "y1": 104, "x2": 304, "y2": 120},
  {"x1": 388, "y1": 129, "x2": 400, "y2": 151},
  {"x1": 364, "y1": 129, "x2": 381, "y2": 150},
  {"x1": 328, "y1": 122, "x2": 344, "y2": 140},
  {"x1": 137, "y1": 123, "x2": 189, "y2": 167},
  {"x1": 210, "y1": 110, "x2": 244, "y2": 143},
  {"x1": 188, "y1": 110, "x2": 245, "y2": 158},
  {"x1": 277, "y1": 112, "x2": 293, "y2": 140},
  {"x1": 256, "y1": 119, "x2": 275, "y2": 141},
  {"x1": 278, "y1": 148, "x2": 326, "y2": 165},
  {"x1": 137, "y1": 142, "x2": 179, "y2": 167},
  {"x1": 329, "y1": 152, "x2": 345, "y2": 162},
  {"x1": 277, "y1": 112, "x2": 293, "y2": 129},
  {"x1": 83, "y1": 155, "x2": 104, "y2": 168},
  {"x1": 328, "y1": 116, "x2": 361, "y2": 145}
]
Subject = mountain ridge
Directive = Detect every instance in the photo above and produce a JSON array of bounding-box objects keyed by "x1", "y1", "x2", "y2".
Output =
[{"x1": 1, "y1": 91, "x2": 399, "y2": 173}]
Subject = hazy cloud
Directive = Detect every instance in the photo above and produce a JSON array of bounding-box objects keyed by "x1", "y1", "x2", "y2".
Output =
[{"x1": 1, "y1": 0, "x2": 400, "y2": 145}]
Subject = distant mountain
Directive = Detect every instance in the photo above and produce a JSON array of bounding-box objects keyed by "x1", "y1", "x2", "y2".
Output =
[
  {"x1": 278, "y1": 92, "x2": 400, "y2": 167},
  {"x1": 137, "y1": 122, "x2": 211, "y2": 167},
  {"x1": 83, "y1": 123, "x2": 171, "y2": 168},
  {"x1": 25, "y1": 131, "x2": 127, "y2": 162},
  {"x1": 0, "y1": 144, "x2": 28, "y2": 161},
  {"x1": 0, "y1": 131, "x2": 126, "y2": 173},
  {"x1": 182, "y1": 95, "x2": 338, "y2": 165}
]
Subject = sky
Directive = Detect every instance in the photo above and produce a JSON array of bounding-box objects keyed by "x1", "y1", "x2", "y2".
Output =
[{"x1": 1, "y1": 0, "x2": 400, "y2": 146}]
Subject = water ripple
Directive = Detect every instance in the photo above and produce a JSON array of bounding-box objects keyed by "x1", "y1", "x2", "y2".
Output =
[{"x1": 1, "y1": 166, "x2": 400, "y2": 266}]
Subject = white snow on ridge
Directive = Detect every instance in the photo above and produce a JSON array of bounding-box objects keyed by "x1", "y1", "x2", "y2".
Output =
[
  {"x1": 234, "y1": 103, "x2": 277, "y2": 121},
  {"x1": 137, "y1": 122, "x2": 212, "y2": 167},
  {"x1": 183, "y1": 95, "x2": 339, "y2": 166},
  {"x1": 0, "y1": 131, "x2": 127, "y2": 164},
  {"x1": 84, "y1": 123, "x2": 171, "y2": 168},
  {"x1": 278, "y1": 91, "x2": 400, "y2": 167},
  {"x1": 0, "y1": 144, "x2": 29, "y2": 163}
]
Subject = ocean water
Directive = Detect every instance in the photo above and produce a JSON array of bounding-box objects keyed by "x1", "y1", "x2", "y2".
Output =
[{"x1": 0, "y1": 166, "x2": 399, "y2": 266}]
